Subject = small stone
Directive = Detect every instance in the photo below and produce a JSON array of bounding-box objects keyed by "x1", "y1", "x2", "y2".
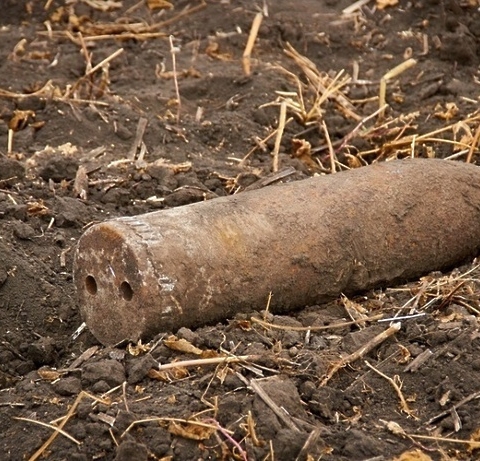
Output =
[
  {"x1": 288, "y1": 346, "x2": 299, "y2": 357},
  {"x1": 299, "y1": 380, "x2": 316, "y2": 400}
]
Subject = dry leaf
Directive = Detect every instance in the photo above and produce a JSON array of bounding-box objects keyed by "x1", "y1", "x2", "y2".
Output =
[
  {"x1": 434, "y1": 102, "x2": 459, "y2": 121},
  {"x1": 73, "y1": 166, "x2": 89, "y2": 200},
  {"x1": 148, "y1": 367, "x2": 189, "y2": 381},
  {"x1": 37, "y1": 369, "x2": 61, "y2": 381},
  {"x1": 49, "y1": 7, "x2": 66, "y2": 23},
  {"x1": 147, "y1": 0, "x2": 174, "y2": 9},
  {"x1": 9, "y1": 110, "x2": 35, "y2": 131},
  {"x1": 458, "y1": 133, "x2": 473, "y2": 151},
  {"x1": 167, "y1": 421, "x2": 215, "y2": 441},
  {"x1": 215, "y1": 365, "x2": 230, "y2": 384},
  {"x1": 200, "y1": 349, "x2": 220, "y2": 359},
  {"x1": 27, "y1": 200, "x2": 49, "y2": 217},
  {"x1": 384, "y1": 420, "x2": 406, "y2": 435},
  {"x1": 234, "y1": 319, "x2": 252, "y2": 331},
  {"x1": 25, "y1": 51, "x2": 51, "y2": 61},
  {"x1": 168, "y1": 161, "x2": 192, "y2": 173},
  {"x1": 345, "y1": 153, "x2": 363, "y2": 168},
  {"x1": 164, "y1": 336, "x2": 203, "y2": 355},
  {"x1": 82, "y1": 0, "x2": 122, "y2": 12},
  {"x1": 377, "y1": 0, "x2": 399, "y2": 9},
  {"x1": 393, "y1": 449, "x2": 433, "y2": 461},
  {"x1": 468, "y1": 427, "x2": 480, "y2": 452},
  {"x1": 134, "y1": 385, "x2": 145, "y2": 393},
  {"x1": 205, "y1": 41, "x2": 232, "y2": 61},
  {"x1": 341, "y1": 294, "x2": 368, "y2": 315},
  {"x1": 148, "y1": 368, "x2": 169, "y2": 381},
  {"x1": 127, "y1": 340, "x2": 150, "y2": 356},
  {"x1": 452, "y1": 121, "x2": 472, "y2": 149},
  {"x1": 291, "y1": 138, "x2": 318, "y2": 171},
  {"x1": 396, "y1": 344, "x2": 411, "y2": 364}
]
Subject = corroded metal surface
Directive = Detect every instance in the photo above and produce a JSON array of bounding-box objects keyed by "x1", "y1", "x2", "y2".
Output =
[{"x1": 74, "y1": 159, "x2": 480, "y2": 345}]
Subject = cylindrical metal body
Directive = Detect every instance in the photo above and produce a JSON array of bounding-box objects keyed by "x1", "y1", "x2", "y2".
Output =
[{"x1": 74, "y1": 159, "x2": 480, "y2": 345}]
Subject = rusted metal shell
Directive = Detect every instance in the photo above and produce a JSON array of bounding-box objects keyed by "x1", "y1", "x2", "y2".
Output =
[{"x1": 74, "y1": 159, "x2": 480, "y2": 345}]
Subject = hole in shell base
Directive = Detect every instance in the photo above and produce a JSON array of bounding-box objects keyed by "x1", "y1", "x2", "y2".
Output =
[
  {"x1": 85, "y1": 276, "x2": 98, "y2": 295},
  {"x1": 120, "y1": 281, "x2": 134, "y2": 301}
]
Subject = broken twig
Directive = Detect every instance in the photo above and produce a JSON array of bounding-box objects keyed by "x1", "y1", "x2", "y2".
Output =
[{"x1": 320, "y1": 322, "x2": 401, "y2": 386}]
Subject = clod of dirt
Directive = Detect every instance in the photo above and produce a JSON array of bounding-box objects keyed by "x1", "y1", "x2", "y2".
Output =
[
  {"x1": 1, "y1": 203, "x2": 27, "y2": 220},
  {"x1": 341, "y1": 429, "x2": 385, "y2": 458},
  {"x1": 12, "y1": 221, "x2": 35, "y2": 240},
  {"x1": 0, "y1": 157, "x2": 25, "y2": 182},
  {"x1": 38, "y1": 155, "x2": 79, "y2": 182},
  {"x1": 114, "y1": 439, "x2": 149, "y2": 461},
  {"x1": 114, "y1": 123, "x2": 133, "y2": 141},
  {"x1": 0, "y1": 268, "x2": 7, "y2": 287},
  {"x1": 163, "y1": 187, "x2": 217, "y2": 207},
  {"x1": 146, "y1": 164, "x2": 178, "y2": 189},
  {"x1": 54, "y1": 196, "x2": 90, "y2": 227},
  {"x1": 26, "y1": 337, "x2": 57, "y2": 366},
  {"x1": 440, "y1": 32, "x2": 477, "y2": 65},
  {"x1": 53, "y1": 376, "x2": 82, "y2": 396},
  {"x1": 100, "y1": 187, "x2": 132, "y2": 206},
  {"x1": 81, "y1": 360, "x2": 126, "y2": 387},
  {"x1": 126, "y1": 354, "x2": 157, "y2": 384},
  {"x1": 16, "y1": 96, "x2": 46, "y2": 112}
]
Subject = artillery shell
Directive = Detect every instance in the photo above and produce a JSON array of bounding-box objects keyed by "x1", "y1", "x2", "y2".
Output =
[{"x1": 74, "y1": 159, "x2": 480, "y2": 345}]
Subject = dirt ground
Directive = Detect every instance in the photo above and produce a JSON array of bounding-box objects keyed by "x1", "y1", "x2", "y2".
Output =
[{"x1": 1, "y1": 0, "x2": 480, "y2": 460}]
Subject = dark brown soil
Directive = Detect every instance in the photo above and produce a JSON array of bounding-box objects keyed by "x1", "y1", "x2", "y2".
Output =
[{"x1": 1, "y1": 1, "x2": 480, "y2": 460}]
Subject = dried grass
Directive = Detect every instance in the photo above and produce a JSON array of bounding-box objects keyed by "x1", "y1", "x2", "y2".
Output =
[{"x1": 246, "y1": 41, "x2": 480, "y2": 173}]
